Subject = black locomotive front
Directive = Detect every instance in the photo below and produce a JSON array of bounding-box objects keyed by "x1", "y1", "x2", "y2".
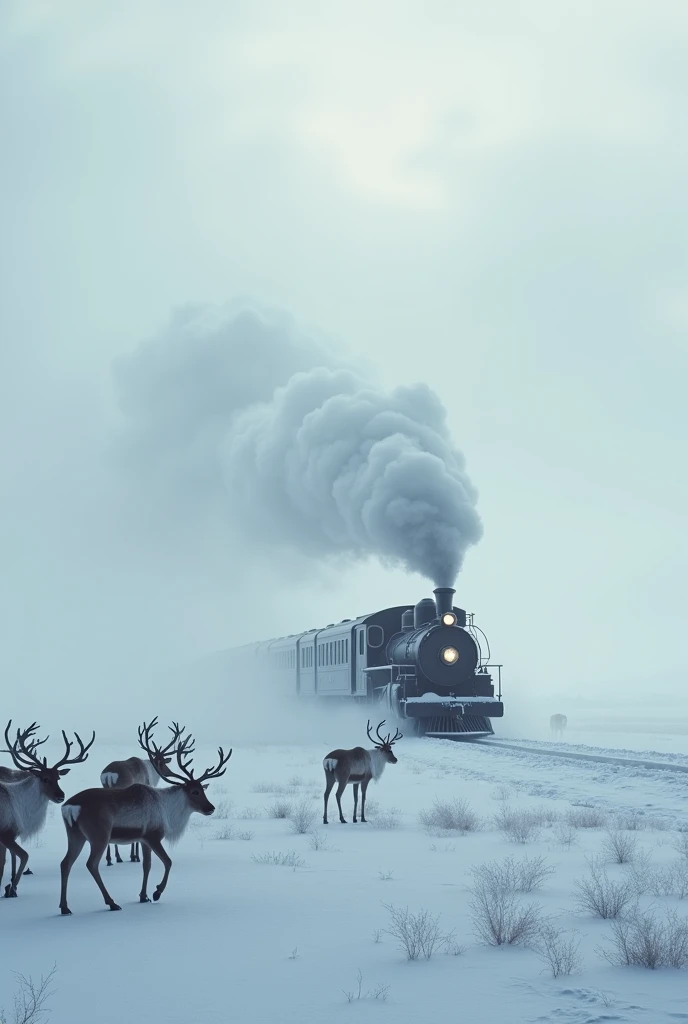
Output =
[{"x1": 382, "y1": 587, "x2": 503, "y2": 737}]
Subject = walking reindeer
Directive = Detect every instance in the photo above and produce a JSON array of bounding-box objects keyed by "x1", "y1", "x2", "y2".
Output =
[
  {"x1": 550, "y1": 713, "x2": 567, "y2": 739},
  {"x1": 0, "y1": 721, "x2": 95, "y2": 898},
  {"x1": 59, "y1": 720, "x2": 231, "y2": 915},
  {"x1": 323, "y1": 720, "x2": 402, "y2": 825},
  {"x1": 100, "y1": 718, "x2": 185, "y2": 866},
  {"x1": 0, "y1": 758, "x2": 37, "y2": 879}
]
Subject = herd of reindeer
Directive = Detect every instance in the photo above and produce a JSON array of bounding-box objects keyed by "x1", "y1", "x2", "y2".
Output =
[{"x1": 0, "y1": 716, "x2": 403, "y2": 916}]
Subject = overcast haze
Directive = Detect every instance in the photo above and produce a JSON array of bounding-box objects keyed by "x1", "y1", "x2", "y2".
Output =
[{"x1": 1, "y1": 1, "x2": 687, "y2": 739}]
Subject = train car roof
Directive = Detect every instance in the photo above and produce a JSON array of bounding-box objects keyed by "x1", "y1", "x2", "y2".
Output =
[{"x1": 209, "y1": 605, "x2": 414, "y2": 656}]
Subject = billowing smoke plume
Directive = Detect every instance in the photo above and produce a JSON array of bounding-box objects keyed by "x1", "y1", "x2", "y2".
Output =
[
  {"x1": 224, "y1": 368, "x2": 482, "y2": 586},
  {"x1": 113, "y1": 302, "x2": 482, "y2": 586}
]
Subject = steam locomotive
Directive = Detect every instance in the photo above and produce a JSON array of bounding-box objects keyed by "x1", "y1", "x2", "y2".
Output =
[{"x1": 218, "y1": 587, "x2": 503, "y2": 738}]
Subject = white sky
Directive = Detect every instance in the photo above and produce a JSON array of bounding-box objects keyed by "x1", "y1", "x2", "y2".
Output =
[{"x1": 1, "y1": 0, "x2": 687, "y2": 731}]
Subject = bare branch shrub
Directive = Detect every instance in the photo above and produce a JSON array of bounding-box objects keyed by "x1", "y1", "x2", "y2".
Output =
[
  {"x1": 535, "y1": 921, "x2": 583, "y2": 977},
  {"x1": 572, "y1": 859, "x2": 635, "y2": 918},
  {"x1": 307, "y1": 830, "x2": 328, "y2": 851},
  {"x1": 252, "y1": 851, "x2": 306, "y2": 868},
  {"x1": 363, "y1": 797, "x2": 380, "y2": 817},
  {"x1": 471, "y1": 856, "x2": 554, "y2": 894},
  {"x1": 267, "y1": 799, "x2": 294, "y2": 819},
  {"x1": 530, "y1": 806, "x2": 560, "y2": 827},
  {"x1": 342, "y1": 970, "x2": 390, "y2": 1003},
  {"x1": 602, "y1": 827, "x2": 638, "y2": 864},
  {"x1": 0, "y1": 965, "x2": 57, "y2": 1024},
  {"x1": 235, "y1": 830, "x2": 254, "y2": 841},
  {"x1": 253, "y1": 781, "x2": 293, "y2": 795},
  {"x1": 613, "y1": 812, "x2": 645, "y2": 831},
  {"x1": 214, "y1": 824, "x2": 236, "y2": 840},
  {"x1": 288, "y1": 798, "x2": 317, "y2": 834},
  {"x1": 554, "y1": 822, "x2": 578, "y2": 847},
  {"x1": 490, "y1": 784, "x2": 514, "y2": 802},
  {"x1": 628, "y1": 848, "x2": 654, "y2": 896},
  {"x1": 493, "y1": 805, "x2": 542, "y2": 844},
  {"x1": 238, "y1": 807, "x2": 261, "y2": 820},
  {"x1": 599, "y1": 908, "x2": 688, "y2": 969},
  {"x1": 382, "y1": 903, "x2": 454, "y2": 960},
  {"x1": 671, "y1": 832, "x2": 688, "y2": 859},
  {"x1": 468, "y1": 873, "x2": 542, "y2": 946},
  {"x1": 378, "y1": 869, "x2": 395, "y2": 881},
  {"x1": 419, "y1": 797, "x2": 482, "y2": 835},
  {"x1": 566, "y1": 805, "x2": 607, "y2": 829},
  {"x1": 214, "y1": 799, "x2": 233, "y2": 820},
  {"x1": 369, "y1": 806, "x2": 401, "y2": 830},
  {"x1": 646, "y1": 859, "x2": 688, "y2": 900}
]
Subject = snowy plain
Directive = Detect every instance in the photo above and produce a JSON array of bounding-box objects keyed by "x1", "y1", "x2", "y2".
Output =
[{"x1": 3, "y1": 715, "x2": 688, "y2": 1024}]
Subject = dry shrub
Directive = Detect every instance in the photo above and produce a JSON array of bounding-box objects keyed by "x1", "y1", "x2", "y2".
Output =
[
  {"x1": 493, "y1": 805, "x2": 542, "y2": 844},
  {"x1": 369, "y1": 806, "x2": 401, "y2": 830},
  {"x1": 382, "y1": 903, "x2": 454, "y2": 960},
  {"x1": 535, "y1": 921, "x2": 583, "y2": 977},
  {"x1": 288, "y1": 798, "x2": 317, "y2": 834},
  {"x1": 419, "y1": 797, "x2": 482, "y2": 835},
  {"x1": 468, "y1": 872, "x2": 541, "y2": 946},
  {"x1": 554, "y1": 822, "x2": 578, "y2": 847},
  {"x1": 602, "y1": 827, "x2": 638, "y2": 864},
  {"x1": 252, "y1": 850, "x2": 305, "y2": 868},
  {"x1": 267, "y1": 799, "x2": 293, "y2": 819},
  {"x1": 599, "y1": 908, "x2": 688, "y2": 969},
  {"x1": 566, "y1": 805, "x2": 607, "y2": 829},
  {"x1": 472, "y1": 855, "x2": 555, "y2": 894},
  {"x1": 573, "y1": 858, "x2": 635, "y2": 919}
]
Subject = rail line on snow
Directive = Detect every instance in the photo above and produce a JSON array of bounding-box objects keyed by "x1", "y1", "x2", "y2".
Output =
[{"x1": 473, "y1": 738, "x2": 688, "y2": 775}]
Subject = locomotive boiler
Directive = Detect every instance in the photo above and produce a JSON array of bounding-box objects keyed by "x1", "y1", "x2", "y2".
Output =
[{"x1": 216, "y1": 587, "x2": 503, "y2": 738}]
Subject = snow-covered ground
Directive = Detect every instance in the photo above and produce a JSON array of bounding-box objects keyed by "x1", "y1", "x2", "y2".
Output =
[{"x1": 3, "y1": 732, "x2": 688, "y2": 1024}]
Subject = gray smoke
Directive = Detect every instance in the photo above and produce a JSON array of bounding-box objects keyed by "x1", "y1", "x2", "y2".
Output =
[
  {"x1": 111, "y1": 301, "x2": 336, "y2": 510},
  {"x1": 113, "y1": 302, "x2": 482, "y2": 586},
  {"x1": 224, "y1": 367, "x2": 482, "y2": 586}
]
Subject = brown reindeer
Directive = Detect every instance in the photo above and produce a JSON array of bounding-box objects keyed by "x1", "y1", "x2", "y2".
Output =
[
  {"x1": 0, "y1": 721, "x2": 95, "y2": 898},
  {"x1": 59, "y1": 720, "x2": 231, "y2": 915},
  {"x1": 100, "y1": 718, "x2": 186, "y2": 866},
  {"x1": 550, "y1": 714, "x2": 567, "y2": 739},
  {"x1": 323, "y1": 720, "x2": 402, "y2": 825}
]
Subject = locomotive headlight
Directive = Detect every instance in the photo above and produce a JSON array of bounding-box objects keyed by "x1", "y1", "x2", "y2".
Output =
[
  {"x1": 441, "y1": 612, "x2": 457, "y2": 626},
  {"x1": 440, "y1": 646, "x2": 459, "y2": 665}
]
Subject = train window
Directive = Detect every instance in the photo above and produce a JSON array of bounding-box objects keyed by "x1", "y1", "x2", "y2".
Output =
[
  {"x1": 344, "y1": 638, "x2": 348, "y2": 662},
  {"x1": 359, "y1": 630, "x2": 365, "y2": 655},
  {"x1": 367, "y1": 625, "x2": 384, "y2": 648}
]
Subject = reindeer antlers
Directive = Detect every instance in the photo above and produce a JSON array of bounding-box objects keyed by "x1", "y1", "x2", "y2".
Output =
[
  {"x1": 138, "y1": 719, "x2": 231, "y2": 786},
  {"x1": 137, "y1": 717, "x2": 191, "y2": 763},
  {"x1": 2, "y1": 720, "x2": 95, "y2": 772},
  {"x1": 366, "y1": 719, "x2": 403, "y2": 748}
]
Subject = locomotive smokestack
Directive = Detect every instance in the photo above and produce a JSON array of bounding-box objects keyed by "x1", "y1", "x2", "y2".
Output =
[{"x1": 434, "y1": 587, "x2": 456, "y2": 618}]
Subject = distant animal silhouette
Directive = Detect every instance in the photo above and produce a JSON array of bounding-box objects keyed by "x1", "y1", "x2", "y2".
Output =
[{"x1": 550, "y1": 714, "x2": 567, "y2": 739}]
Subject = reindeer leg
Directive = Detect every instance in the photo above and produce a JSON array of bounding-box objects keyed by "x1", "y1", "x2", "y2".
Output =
[
  {"x1": 24, "y1": 859, "x2": 32, "y2": 875},
  {"x1": 323, "y1": 773, "x2": 335, "y2": 825},
  {"x1": 352, "y1": 783, "x2": 359, "y2": 823},
  {"x1": 106, "y1": 844, "x2": 113, "y2": 867},
  {"x1": 59, "y1": 827, "x2": 86, "y2": 916},
  {"x1": 145, "y1": 835, "x2": 172, "y2": 901},
  {"x1": 130, "y1": 843, "x2": 139, "y2": 863},
  {"x1": 85, "y1": 840, "x2": 122, "y2": 911},
  {"x1": 360, "y1": 778, "x2": 370, "y2": 822},
  {"x1": 0, "y1": 844, "x2": 5, "y2": 892},
  {"x1": 335, "y1": 780, "x2": 348, "y2": 823},
  {"x1": 0, "y1": 835, "x2": 29, "y2": 897},
  {"x1": 139, "y1": 844, "x2": 152, "y2": 903},
  {"x1": 114, "y1": 844, "x2": 123, "y2": 864}
]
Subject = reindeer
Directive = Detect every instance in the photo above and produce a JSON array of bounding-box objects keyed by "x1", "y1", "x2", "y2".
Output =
[
  {"x1": 0, "y1": 761, "x2": 35, "y2": 879},
  {"x1": 323, "y1": 720, "x2": 402, "y2": 825},
  {"x1": 100, "y1": 718, "x2": 186, "y2": 866},
  {"x1": 59, "y1": 720, "x2": 231, "y2": 915},
  {"x1": 550, "y1": 714, "x2": 567, "y2": 739},
  {"x1": 0, "y1": 721, "x2": 95, "y2": 898}
]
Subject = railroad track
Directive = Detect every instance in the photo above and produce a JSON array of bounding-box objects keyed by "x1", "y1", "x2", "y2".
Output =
[{"x1": 475, "y1": 737, "x2": 688, "y2": 775}]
